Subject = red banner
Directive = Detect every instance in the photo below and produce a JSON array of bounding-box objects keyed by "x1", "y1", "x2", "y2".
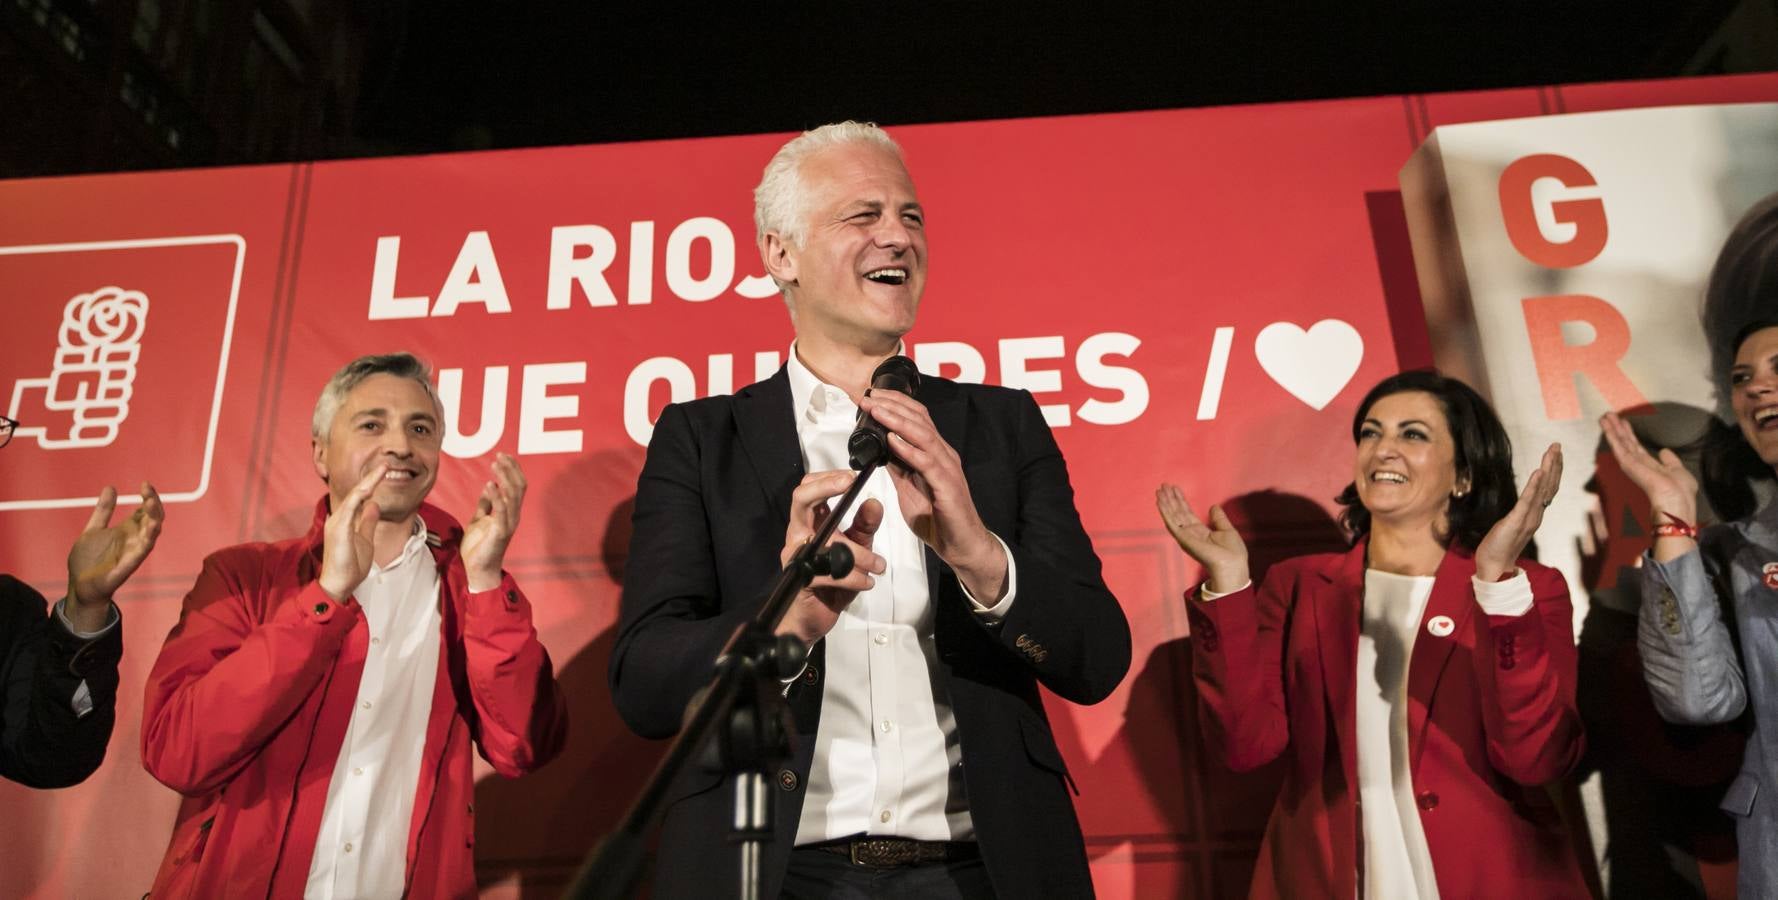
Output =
[{"x1": 2, "y1": 72, "x2": 1776, "y2": 898}]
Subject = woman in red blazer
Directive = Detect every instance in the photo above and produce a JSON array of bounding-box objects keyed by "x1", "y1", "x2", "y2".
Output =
[{"x1": 1158, "y1": 370, "x2": 1591, "y2": 899}]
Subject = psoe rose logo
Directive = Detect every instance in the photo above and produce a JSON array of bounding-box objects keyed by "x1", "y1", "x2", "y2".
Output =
[
  {"x1": 0, "y1": 234, "x2": 243, "y2": 511},
  {"x1": 7, "y1": 286, "x2": 150, "y2": 449}
]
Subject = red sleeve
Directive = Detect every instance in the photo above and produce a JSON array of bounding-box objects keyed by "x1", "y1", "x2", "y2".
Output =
[
  {"x1": 1188, "y1": 569, "x2": 1295, "y2": 772},
  {"x1": 458, "y1": 573, "x2": 567, "y2": 778},
  {"x1": 141, "y1": 553, "x2": 358, "y2": 795},
  {"x1": 1471, "y1": 563, "x2": 1585, "y2": 785}
]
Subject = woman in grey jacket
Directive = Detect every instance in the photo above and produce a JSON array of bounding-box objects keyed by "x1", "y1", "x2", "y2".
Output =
[{"x1": 1601, "y1": 193, "x2": 1778, "y2": 899}]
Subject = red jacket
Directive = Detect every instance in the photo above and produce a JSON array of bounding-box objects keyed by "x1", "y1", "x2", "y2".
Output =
[
  {"x1": 141, "y1": 499, "x2": 568, "y2": 899},
  {"x1": 1190, "y1": 541, "x2": 1589, "y2": 899}
]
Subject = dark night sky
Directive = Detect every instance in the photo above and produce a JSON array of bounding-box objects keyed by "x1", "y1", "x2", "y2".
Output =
[{"x1": 352, "y1": 3, "x2": 1735, "y2": 155}]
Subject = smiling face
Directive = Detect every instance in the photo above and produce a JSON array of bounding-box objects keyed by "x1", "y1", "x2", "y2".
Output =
[
  {"x1": 311, "y1": 373, "x2": 442, "y2": 522},
  {"x1": 765, "y1": 141, "x2": 926, "y2": 352},
  {"x1": 1353, "y1": 390, "x2": 1466, "y2": 534},
  {"x1": 1731, "y1": 325, "x2": 1778, "y2": 468}
]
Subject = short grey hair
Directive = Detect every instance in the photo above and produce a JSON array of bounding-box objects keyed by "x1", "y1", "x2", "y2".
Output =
[
  {"x1": 311, "y1": 352, "x2": 443, "y2": 439},
  {"x1": 753, "y1": 122, "x2": 904, "y2": 296}
]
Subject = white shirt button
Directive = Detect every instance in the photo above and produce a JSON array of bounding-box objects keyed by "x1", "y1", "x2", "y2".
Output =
[
  {"x1": 343, "y1": 842, "x2": 354, "y2": 853},
  {"x1": 880, "y1": 720, "x2": 893, "y2": 733},
  {"x1": 874, "y1": 633, "x2": 888, "y2": 646},
  {"x1": 880, "y1": 811, "x2": 891, "y2": 823},
  {"x1": 353, "y1": 767, "x2": 364, "y2": 776},
  {"x1": 361, "y1": 701, "x2": 372, "y2": 710},
  {"x1": 371, "y1": 637, "x2": 381, "y2": 646}
]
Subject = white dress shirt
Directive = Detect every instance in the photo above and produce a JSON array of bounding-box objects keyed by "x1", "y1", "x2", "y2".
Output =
[
  {"x1": 305, "y1": 523, "x2": 443, "y2": 900},
  {"x1": 786, "y1": 346, "x2": 1017, "y2": 844}
]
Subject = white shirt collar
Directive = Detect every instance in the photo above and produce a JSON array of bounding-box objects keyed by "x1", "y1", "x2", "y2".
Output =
[
  {"x1": 786, "y1": 341, "x2": 907, "y2": 425},
  {"x1": 370, "y1": 518, "x2": 430, "y2": 576}
]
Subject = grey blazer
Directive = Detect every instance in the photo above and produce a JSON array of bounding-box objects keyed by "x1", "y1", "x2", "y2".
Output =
[{"x1": 1640, "y1": 498, "x2": 1778, "y2": 898}]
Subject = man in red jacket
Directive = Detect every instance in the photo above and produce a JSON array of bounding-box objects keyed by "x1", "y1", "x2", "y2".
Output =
[{"x1": 142, "y1": 352, "x2": 567, "y2": 899}]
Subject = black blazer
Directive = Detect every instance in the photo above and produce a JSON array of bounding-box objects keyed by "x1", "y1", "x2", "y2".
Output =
[
  {"x1": 1, "y1": 575, "x2": 122, "y2": 788},
  {"x1": 609, "y1": 368, "x2": 1131, "y2": 899}
]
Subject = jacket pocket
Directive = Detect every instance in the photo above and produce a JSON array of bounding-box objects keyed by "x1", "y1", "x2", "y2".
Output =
[
  {"x1": 1020, "y1": 714, "x2": 1079, "y2": 795},
  {"x1": 174, "y1": 817, "x2": 214, "y2": 866},
  {"x1": 1721, "y1": 771, "x2": 1759, "y2": 817}
]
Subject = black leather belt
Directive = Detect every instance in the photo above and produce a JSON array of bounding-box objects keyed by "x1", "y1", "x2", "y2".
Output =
[{"x1": 812, "y1": 837, "x2": 980, "y2": 868}]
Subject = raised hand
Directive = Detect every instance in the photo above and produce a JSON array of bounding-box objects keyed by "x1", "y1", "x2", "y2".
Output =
[
  {"x1": 857, "y1": 390, "x2": 1006, "y2": 599},
  {"x1": 1155, "y1": 483, "x2": 1249, "y2": 594},
  {"x1": 1599, "y1": 411, "x2": 1699, "y2": 526},
  {"x1": 66, "y1": 482, "x2": 165, "y2": 630},
  {"x1": 462, "y1": 453, "x2": 526, "y2": 592},
  {"x1": 317, "y1": 464, "x2": 387, "y2": 601},
  {"x1": 775, "y1": 471, "x2": 888, "y2": 646},
  {"x1": 1474, "y1": 442, "x2": 1563, "y2": 582}
]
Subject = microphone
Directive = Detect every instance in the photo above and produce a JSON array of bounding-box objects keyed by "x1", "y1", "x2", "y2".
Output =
[{"x1": 848, "y1": 355, "x2": 921, "y2": 470}]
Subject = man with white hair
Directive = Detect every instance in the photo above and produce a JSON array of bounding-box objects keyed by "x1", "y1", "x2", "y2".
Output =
[
  {"x1": 611, "y1": 122, "x2": 1130, "y2": 898},
  {"x1": 142, "y1": 352, "x2": 567, "y2": 899}
]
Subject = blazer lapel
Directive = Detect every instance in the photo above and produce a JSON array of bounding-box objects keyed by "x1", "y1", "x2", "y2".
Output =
[
  {"x1": 1405, "y1": 546, "x2": 1477, "y2": 775},
  {"x1": 733, "y1": 367, "x2": 804, "y2": 526},
  {"x1": 1314, "y1": 541, "x2": 1367, "y2": 792},
  {"x1": 920, "y1": 378, "x2": 969, "y2": 604}
]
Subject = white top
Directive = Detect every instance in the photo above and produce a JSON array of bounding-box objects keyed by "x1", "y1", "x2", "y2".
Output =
[
  {"x1": 786, "y1": 346, "x2": 1017, "y2": 844},
  {"x1": 305, "y1": 523, "x2": 443, "y2": 900},
  {"x1": 1357, "y1": 569, "x2": 1441, "y2": 900}
]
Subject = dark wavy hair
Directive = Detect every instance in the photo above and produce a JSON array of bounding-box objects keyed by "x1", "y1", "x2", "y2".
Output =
[
  {"x1": 1334, "y1": 370, "x2": 1517, "y2": 550},
  {"x1": 1695, "y1": 193, "x2": 1778, "y2": 521}
]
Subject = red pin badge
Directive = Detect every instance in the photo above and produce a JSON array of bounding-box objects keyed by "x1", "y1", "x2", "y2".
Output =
[{"x1": 1763, "y1": 562, "x2": 1778, "y2": 590}]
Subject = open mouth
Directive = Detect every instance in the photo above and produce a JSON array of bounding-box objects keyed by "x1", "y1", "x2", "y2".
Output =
[
  {"x1": 1755, "y1": 407, "x2": 1778, "y2": 431},
  {"x1": 864, "y1": 267, "x2": 908, "y2": 286},
  {"x1": 381, "y1": 469, "x2": 420, "y2": 483},
  {"x1": 1370, "y1": 472, "x2": 1407, "y2": 484}
]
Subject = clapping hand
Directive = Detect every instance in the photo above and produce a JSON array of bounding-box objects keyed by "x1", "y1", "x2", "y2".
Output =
[
  {"x1": 1155, "y1": 483, "x2": 1249, "y2": 594},
  {"x1": 462, "y1": 453, "x2": 526, "y2": 593},
  {"x1": 1598, "y1": 411, "x2": 1698, "y2": 526},
  {"x1": 66, "y1": 482, "x2": 164, "y2": 631},
  {"x1": 318, "y1": 464, "x2": 387, "y2": 601},
  {"x1": 1473, "y1": 442, "x2": 1563, "y2": 582}
]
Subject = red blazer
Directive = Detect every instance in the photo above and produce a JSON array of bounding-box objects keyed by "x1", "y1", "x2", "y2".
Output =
[
  {"x1": 141, "y1": 499, "x2": 568, "y2": 899},
  {"x1": 1189, "y1": 541, "x2": 1589, "y2": 899}
]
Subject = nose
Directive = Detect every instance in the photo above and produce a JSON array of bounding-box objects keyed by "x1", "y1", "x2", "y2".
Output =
[
  {"x1": 874, "y1": 215, "x2": 912, "y2": 252},
  {"x1": 1747, "y1": 369, "x2": 1778, "y2": 397},
  {"x1": 380, "y1": 427, "x2": 414, "y2": 458}
]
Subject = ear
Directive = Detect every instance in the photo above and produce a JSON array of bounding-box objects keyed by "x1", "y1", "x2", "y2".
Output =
[
  {"x1": 760, "y1": 231, "x2": 798, "y2": 287},
  {"x1": 1452, "y1": 472, "x2": 1472, "y2": 499},
  {"x1": 312, "y1": 438, "x2": 329, "y2": 485}
]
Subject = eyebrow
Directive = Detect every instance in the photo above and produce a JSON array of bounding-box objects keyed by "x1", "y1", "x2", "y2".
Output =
[
  {"x1": 1361, "y1": 417, "x2": 1430, "y2": 428},
  {"x1": 352, "y1": 408, "x2": 437, "y2": 424}
]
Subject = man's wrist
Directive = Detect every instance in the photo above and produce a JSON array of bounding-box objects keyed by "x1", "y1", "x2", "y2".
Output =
[
  {"x1": 316, "y1": 572, "x2": 359, "y2": 602},
  {"x1": 61, "y1": 596, "x2": 114, "y2": 635},
  {"x1": 466, "y1": 568, "x2": 503, "y2": 593},
  {"x1": 951, "y1": 534, "x2": 1009, "y2": 601}
]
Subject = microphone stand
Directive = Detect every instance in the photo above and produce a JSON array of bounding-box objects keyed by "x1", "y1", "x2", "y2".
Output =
[{"x1": 565, "y1": 458, "x2": 883, "y2": 900}]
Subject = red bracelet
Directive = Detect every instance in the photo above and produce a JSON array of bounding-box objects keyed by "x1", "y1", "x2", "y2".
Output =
[{"x1": 1653, "y1": 512, "x2": 1697, "y2": 540}]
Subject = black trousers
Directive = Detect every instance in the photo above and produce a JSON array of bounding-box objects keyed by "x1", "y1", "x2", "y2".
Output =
[{"x1": 779, "y1": 845, "x2": 997, "y2": 900}]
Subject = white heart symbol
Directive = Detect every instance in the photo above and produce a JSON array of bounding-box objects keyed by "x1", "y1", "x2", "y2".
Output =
[{"x1": 1253, "y1": 319, "x2": 1364, "y2": 411}]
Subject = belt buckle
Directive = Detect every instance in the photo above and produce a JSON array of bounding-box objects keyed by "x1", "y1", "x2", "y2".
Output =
[{"x1": 848, "y1": 838, "x2": 905, "y2": 867}]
